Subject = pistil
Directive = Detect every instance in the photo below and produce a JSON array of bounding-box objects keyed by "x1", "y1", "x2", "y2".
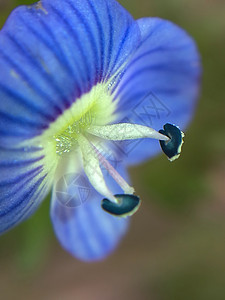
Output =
[{"x1": 91, "y1": 142, "x2": 135, "y2": 195}]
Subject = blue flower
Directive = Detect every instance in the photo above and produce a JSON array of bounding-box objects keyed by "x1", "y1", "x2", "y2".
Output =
[{"x1": 0, "y1": 0, "x2": 201, "y2": 261}]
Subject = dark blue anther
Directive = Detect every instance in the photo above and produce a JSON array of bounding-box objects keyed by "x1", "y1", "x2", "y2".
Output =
[
  {"x1": 101, "y1": 194, "x2": 141, "y2": 217},
  {"x1": 159, "y1": 123, "x2": 184, "y2": 161}
]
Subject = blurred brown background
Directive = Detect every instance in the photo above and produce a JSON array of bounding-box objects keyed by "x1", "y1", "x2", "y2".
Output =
[{"x1": 0, "y1": 0, "x2": 225, "y2": 299}]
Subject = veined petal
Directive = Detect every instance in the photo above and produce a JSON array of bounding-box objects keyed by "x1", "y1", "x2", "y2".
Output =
[
  {"x1": 0, "y1": 0, "x2": 140, "y2": 146},
  {"x1": 51, "y1": 153, "x2": 130, "y2": 261},
  {"x1": 0, "y1": 145, "x2": 56, "y2": 234},
  {"x1": 114, "y1": 18, "x2": 201, "y2": 165}
]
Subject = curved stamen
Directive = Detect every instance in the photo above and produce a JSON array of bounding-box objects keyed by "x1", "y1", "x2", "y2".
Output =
[
  {"x1": 77, "y1": 134, "x2": 117, "y2": 203},
  {"x1": 78, "y1": 133, "x2": 139, "y2": 218},
  {"x1": 101, "y1": 194, "x2": 141, "y2": 217}
]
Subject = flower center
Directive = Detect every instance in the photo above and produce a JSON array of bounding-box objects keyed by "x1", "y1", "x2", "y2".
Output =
[
  {"x1": 51, "y1": 84, "x2": 118, "y2": 156},
  {"x1": 54, "y1": 111, "x2": 92, "y2": 156},
  {"x1": 37, "y1": 84, "x2": 184, "y2": 217}
]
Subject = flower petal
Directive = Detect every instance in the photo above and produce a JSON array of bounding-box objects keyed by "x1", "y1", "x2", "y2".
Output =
[
  {"x1": 114, "y1": 18, "x2": 201, "y2": 165},
  {"x1": 51, "y1": 154, "x2": 130, "y2": 261},
  {"x1": 0, "y1": 0, "x2": 140, "y2": 146},
  {"x1": 0, "y1": 145, "x2": 55, "y2": 234}
]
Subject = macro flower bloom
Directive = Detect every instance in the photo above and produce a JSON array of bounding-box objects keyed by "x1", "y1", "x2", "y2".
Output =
[{"x1": 0, "y1": 0, "x2": 201, "y2": 261}]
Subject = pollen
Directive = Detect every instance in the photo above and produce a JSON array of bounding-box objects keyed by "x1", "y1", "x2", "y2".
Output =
[
  {"x1": 36, "y1": 83, "x2": 117, "y2": 157},
  {"x1": 54, "y1": 111, "x2": 93, "y2": 156}
]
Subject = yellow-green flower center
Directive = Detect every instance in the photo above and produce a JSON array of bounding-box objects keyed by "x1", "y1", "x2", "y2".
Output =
[
  {"x1": 38, "y1": 83, "x2": 118, "y2": 157},
  {"x1": 24, "y1": 83, "x2": 171, "y2": 218}
]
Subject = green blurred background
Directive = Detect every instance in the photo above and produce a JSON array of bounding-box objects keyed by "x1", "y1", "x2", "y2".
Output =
[{"x1": 0, "y1": 0, "x2": 225, "y2": 299}]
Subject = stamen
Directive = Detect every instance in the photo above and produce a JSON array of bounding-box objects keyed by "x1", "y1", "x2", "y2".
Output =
[
  {"x1": 77, "y1": 134, "x2": 140, "y2": 218},
  {"x1": 87, "y1": 140, "x2": 140, "y2": 218},
  {"x1": 76, "y1": 121, "x2": 182, "y2": 218},
  {"x1": 77, "y1": 134, "x2": 117, "y2": 203},
  {"x1": 101, "y1": 194, "x2": 141, "y2": 217},
  {"x1": 87, "y1": 123, "x2": 170, "y2": 141},
  {"x1": 91, "y1": 143, "x2": 135, "y2": 195},
  {"x1": 159, "y1": 123, "x2": 184, "y2": 161}
]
